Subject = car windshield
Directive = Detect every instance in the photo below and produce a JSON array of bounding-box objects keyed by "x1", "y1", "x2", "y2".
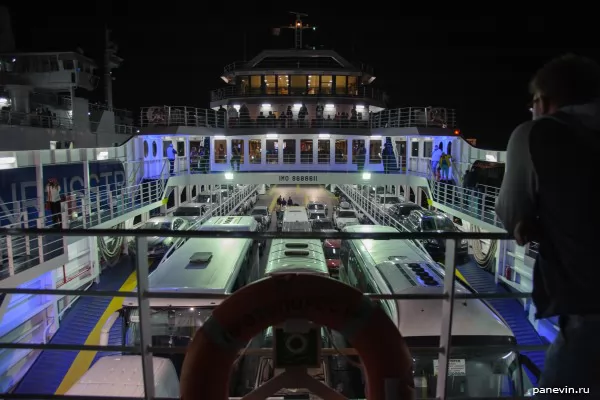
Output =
[
  {"x1": 312, "y1": 219, "x2": 334, "y2": 230},
  {"x1": 196, "y1": 195, "x2": 211, "y2": 203},
  {"x1": 251, "y1": 209, "x2": 267, "y2": 216},
  {"x1": 409, "y1": 349, "x2": 533, "y2": 398},
  {"x1": 324, "y1": 246, "x2": 340, "y2": 259},
  {"x1": 338, "y1": 211, "x2": 357, "y2": 219},
  {"x1": 381, "y1": 197, "x2": 400, "y2": 204},
  {"x1": 421, "y1": 216, "x2": 455, "y2": 231},
  {"x1": 173, "y1": 207, "x2": 200, "y2": 217},
  {"x1": 141, "y1": 221, "x2": 171, "y2": 230},
  {"x1": 308, "y1": 203, "x2": 325, "y2": 210},
  {"x1": 125, "y1": 307, "x2": 214, "y2": 347},
  {"x1": 398, "y1": 205, "x2": 420, "y2": 216}
]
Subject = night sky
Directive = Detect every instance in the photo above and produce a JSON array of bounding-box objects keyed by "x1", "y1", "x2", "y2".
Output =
[{"x1": 6, "y1": 7, "x2": 600, "y2": 149}]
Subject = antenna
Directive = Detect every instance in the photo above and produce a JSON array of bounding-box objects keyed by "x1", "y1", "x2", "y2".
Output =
[
  {"x1": 104, "y1": 27, "x2": 123, "y2": 109},
  {"x1": 276, "y1": 12, "x2": 314, "y2": 49}
]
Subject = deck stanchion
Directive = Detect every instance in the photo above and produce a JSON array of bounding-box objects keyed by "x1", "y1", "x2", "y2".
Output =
[
  {"x1": 134, "y1": 236, "x2": 155, "y2": 400},
  {"x1": 436, "y1": 239, "x2": 457, "y2": 399}
]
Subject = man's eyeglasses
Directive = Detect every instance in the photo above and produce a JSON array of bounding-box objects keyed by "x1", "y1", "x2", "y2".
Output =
[{"x1": 528, "y1": 96, "x2": 542, "y2": 112}]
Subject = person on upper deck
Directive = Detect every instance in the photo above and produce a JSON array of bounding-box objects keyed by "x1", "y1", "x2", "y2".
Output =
[{"x1": 495, "y1": 54, "x2": 600, "y2": 395}]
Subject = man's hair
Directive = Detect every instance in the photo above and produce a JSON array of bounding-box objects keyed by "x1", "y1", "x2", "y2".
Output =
[{"x1": 529, "y1": 54, "x2": 600, "y2": 107}]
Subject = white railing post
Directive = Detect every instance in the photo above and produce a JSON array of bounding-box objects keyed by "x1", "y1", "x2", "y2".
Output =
[
  {"x1": 6, "y1": 235, "x2": 14, "y2": 276},
  {"x1": 94, "y1": 188, "x2": 101, "y2": 225},
  {"x1": 61, "y1": 202, "x2": 69, "y2": 252},
  {"x1": 81, "y1": 196, "x2": 88, "y2": 229},
  {"x1": 37, "y1": 218, "x2": 44, "y2": 263},
  {"x1": 108, "y1": 190, "x2": 114, "y2": 219}
]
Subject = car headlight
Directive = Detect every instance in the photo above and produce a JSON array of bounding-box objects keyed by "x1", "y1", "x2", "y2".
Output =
[{"x1": 461, "y1": 239, "x2": 468, "y2": 245}]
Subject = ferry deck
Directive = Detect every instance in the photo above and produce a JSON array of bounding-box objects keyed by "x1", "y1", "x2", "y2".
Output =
[{"x1": 0, "y1": 17, "x2": 548, "y2": 400}]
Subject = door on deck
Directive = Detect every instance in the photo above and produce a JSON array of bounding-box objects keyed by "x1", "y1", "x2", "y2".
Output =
[{"x1": 395, "y1": 141, "x2": 407, "y2": 171}]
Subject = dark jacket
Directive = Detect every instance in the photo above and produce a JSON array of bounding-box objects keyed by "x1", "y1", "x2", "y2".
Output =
[{"x1": 496, "y1": 100, "x2": 600, "y2": 318}]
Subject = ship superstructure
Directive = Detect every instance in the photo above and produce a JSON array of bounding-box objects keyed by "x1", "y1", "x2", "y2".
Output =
[{"x1": 0, "y1": 13, "x2": 548, "y2": 399}]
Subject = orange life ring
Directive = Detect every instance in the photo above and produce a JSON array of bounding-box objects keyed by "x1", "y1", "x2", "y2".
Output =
[{"x1": 180, "y1": 274, "x2": 415, "y2": 400}]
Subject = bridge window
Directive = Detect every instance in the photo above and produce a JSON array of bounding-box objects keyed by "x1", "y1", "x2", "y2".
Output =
[
  {"x1": 411, "y1": 141, "x2": 419, "y2": 157},
  {"x1": 249, "y1": 139, "x2": 261, "y2": 164},
  {"x1": 265, "y1": 75, "x2": 276, "y2": 95},
  {"x1": 335, "y1": 139, "x2": 347, "y2": 164},
  {"x1": 352, "y1": 139, "x2": 365, "y2": 164},
  {"x1": 301, "y1": 139, "x2": 313, "y2": 164},
  {"x1": 308, "y1": 75, "x2": 318, "y2": 95},
  {"x1": 232, "y1": 139, "x2": 244, "y2": 164},
  {"x1": 318, "y1": 139, "x2": 330, "y2": 164},
  {"x1": 348, "y1": 76, "x2": 358, "y2": 95},
  {"x1": 335, "y1": 76, "x2": 347, "y2": 95},
  {"x1": 277, "y1": 75, "x2": 289, "y2": 94},
  {"x1": 283, "y1": 139, "x2": 296, "y2": 164},
  {"x1": 266, "y1": 139, "x2": 278, "y2": 163},
  {"x1": 250, "y1": 75, "x2": 262, "y2": 95},
  {"x1": 214, "y1": 139, "x2": 227, "y2": 163},
  {"x1": 423, "y1": 141, "x2": 433, "y2": 158},
  {"x1": 290, "y1": 75, "x2": 307, "y2": 95},
  {"x1": 370, "y1": 139, "x2": 382, "y2": 164},
  {"x1": 321, "y1": 75, "x2": 333, "y2": 95},
  {"x1": 62, "y1": 59, "x2": 75, "y2": 70}
]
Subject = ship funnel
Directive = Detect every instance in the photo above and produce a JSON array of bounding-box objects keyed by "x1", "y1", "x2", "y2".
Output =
[{"x1": 0, "y1": 6, "x2": 15, "y2": 52}]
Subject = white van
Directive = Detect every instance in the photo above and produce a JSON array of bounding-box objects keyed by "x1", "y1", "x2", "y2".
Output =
[
  {"x1": 65, "y1": 356, "x2": 179, "y2": 397},
  {"x1": 282, "y1": 206, "x2": 312, "y2": 232}
]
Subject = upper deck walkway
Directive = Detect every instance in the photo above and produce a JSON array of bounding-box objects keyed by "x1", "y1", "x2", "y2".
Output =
[
  {"x1": 140, "y1": 106, "x2": 457, "y2": 131},
  {"x1": 0, "y1": 155, "x2": 504, "y2": 288}
]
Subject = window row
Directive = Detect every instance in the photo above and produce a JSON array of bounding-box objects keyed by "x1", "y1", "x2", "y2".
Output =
[
  {"x1": 209, "y1": 138, "x2": 383, "y2": 165},
  {"x1": 238, "y1": 75, "x2": 359, "y2": 96}
]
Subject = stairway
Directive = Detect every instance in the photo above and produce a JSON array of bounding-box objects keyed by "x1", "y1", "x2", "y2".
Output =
[
  {"x1": 14, "y1": 295, "x2": 113, "y2": 394},
  {"x1": 457, "y1": 261, "x2": 546, "y2": 385},
  {"x1": 14, "y1": 259, "x2": 133, "y2": 394}
]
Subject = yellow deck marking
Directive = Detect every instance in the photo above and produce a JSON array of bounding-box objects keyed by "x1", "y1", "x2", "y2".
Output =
[
  {"x1": 268, "y1": 192, "x2": 279, "y2": 212},
  {"x1": 55, "y1": 272, "x2": 138, "y2": 394}
]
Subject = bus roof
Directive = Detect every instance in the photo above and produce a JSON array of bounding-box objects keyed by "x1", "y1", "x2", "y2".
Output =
[
  {"x1": 342, "y1": 225, "x2": 514, "y2": 339},
  {"x1": 342, "y1": 225, "x2": 428, "y2": 264},
  {"x1": 123, "y1": 237, "x2": 253, "y2": 308},
  {"x1": 199, "y1": 216, "x2": 258, "y2": 231},
  {"x1": 265, "y1": 239, "x2": 329, "y2": 276},
  {"x1": 282, "y1": 207, "x2": 310, "y2": 222}
]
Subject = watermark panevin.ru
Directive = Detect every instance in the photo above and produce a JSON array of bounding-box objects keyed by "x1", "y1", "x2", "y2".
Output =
[{"x1": 533, "y1": 387, "x2": 590, "y2": 395}]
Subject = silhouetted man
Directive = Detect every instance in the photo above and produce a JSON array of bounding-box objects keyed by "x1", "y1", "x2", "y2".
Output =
[{"x1": 496, "y1": 54, "x2": 600, "y2": 395}]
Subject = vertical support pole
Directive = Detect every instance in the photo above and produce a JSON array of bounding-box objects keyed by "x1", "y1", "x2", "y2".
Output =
[
  {"x1": 134, "y1": 236, "x2": 155, "y2": 400},
  {"x1": 436, "y1": 239, "x2": 457, "y2": 400},
  {"x1": 35, "y1": 151, "x2": 45, "y2": 226}
]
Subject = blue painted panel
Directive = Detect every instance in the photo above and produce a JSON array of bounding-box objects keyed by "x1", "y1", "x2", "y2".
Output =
[{"x1": 0, "y1": 161, "x2": 125, "y2": 226}]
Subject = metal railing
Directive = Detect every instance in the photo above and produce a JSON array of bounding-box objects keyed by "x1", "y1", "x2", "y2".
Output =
[
  {"x1": 139, "y1": 106, "x2": 457, "y2": 129},
  {"x1": 0, "y1": 110, "x2": 73, "y2": 130},
  {"x1": 0, "y1": 178, "x2": 165, "y2": 280},
  {"x1": 0, "y1": 110, "x2": 138, "y2": 135},
  {"x1": 210, "y1": 85, "x2": 386, "y2": 102},
  {"x1": 431, "y1": 181, "x2": 502, "y2": 228},
  {"x1": 0, "y1": 228, "x2": 539, "y2": 400},
  {"x1": 208, "y1": 153, "x2": 402, "y2": 169},
  {"x1": 222, "y1": 59, "x2": 373, "y2": 75}
]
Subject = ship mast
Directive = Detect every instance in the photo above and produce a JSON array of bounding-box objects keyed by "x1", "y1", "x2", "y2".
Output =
[
  {"x1": 104, "y1": 27, "x2": 123, "y2": 109},
  {"x1": 278, "y1": 12, "x2": 314, "y2": 49}
]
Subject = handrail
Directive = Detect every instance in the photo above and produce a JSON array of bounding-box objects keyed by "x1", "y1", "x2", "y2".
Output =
[
  {"x1": 99, "y1": 312, "x2": 120, "y2": 346},
  {"x1": 0, "y1": 228, "x2": 510, "y2": 240},
  {"x1": 43, "y1": 281, "x2": 94, "y2": 344}
]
